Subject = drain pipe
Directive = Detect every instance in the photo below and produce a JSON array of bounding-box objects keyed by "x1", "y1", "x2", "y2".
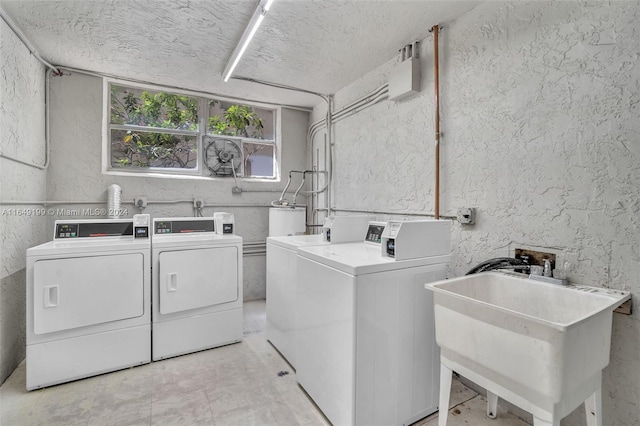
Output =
[{"x1": 431, "y1": 24, "x2": 441, "y2": 220}]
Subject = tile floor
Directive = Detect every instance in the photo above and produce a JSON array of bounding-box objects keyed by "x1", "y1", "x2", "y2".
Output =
[{"x1": 0, "y1": 300, "x2": 531, "y2": 426}]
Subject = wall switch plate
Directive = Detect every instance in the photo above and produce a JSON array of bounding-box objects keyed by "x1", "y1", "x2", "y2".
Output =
[{"x1": 457, "y1": 208, "x2": 475, "y2": 225}]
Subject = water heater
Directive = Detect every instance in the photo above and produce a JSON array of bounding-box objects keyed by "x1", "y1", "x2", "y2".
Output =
[{"x1": 269, "y1": 207, "x2": 306, "y2": 237}]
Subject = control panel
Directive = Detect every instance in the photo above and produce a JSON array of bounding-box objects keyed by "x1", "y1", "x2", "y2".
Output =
[
  {"x1": 364, "y1": 222, "x2": 386, "y2": 244},
  {"x1": 133, "y1": 214, "x2": 150, "y2": 238},
  {"x1": 214, "y1": 212, "x2": 235, "y2": 235},
  {"x1": 380, "y1": 219, "x2": 451, "y2": 260},
  {"x1": 54, "y1": 221, "x2": 134, "y2": 239},
  {"x1": 321, "y1": 215, "x2": 373, "y2": 244},
  {"x1": 56, "y1": 223, "x2": 79, "y2": 239},
  {"x1": 154, "y1": 219, "x2": 215, "y2": 234}
]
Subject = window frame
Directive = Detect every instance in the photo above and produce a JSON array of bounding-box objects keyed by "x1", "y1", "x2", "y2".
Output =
[{"x1": 102, "y1": 78, "x2": 280, "y2": 181}]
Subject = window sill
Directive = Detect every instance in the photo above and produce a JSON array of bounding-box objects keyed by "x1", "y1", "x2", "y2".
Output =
[{"x1": 103, "y1": 169, "x2": 280, "y2": 183}]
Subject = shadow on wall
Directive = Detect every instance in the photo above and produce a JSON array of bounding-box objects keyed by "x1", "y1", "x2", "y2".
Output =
[{"x1": 0, "y1": 269, "x2": 26, "y2": 384}]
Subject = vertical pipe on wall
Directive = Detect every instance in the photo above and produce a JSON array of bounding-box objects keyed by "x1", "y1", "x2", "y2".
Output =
[
  {"x1": 326, "y1": 95, "x2": 333, "y2": 215},
  {"x1": 432, "y1": 24, "x2": 441, "y2": 220}
]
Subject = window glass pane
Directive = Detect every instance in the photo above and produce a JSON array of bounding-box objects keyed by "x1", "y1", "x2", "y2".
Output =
[
  {"x1": 110, "y1": 85, "x2": 199, "y2": 131},
  {"x1": 110, "y1": 129, "x2": 197, "y2": 169},
  {"x1": 243, "y1": 142, "x2": 274, "y2": 178},
  {"x1": 207, "y1": 101, "x2": 274, "y2": 140}
]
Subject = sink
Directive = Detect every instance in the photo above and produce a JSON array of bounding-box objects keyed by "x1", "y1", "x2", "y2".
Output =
[{"x1": 425, "y1": 272, "x2": 630, "y2": 426}]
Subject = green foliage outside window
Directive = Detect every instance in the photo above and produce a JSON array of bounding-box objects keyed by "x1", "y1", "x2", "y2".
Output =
[
  {"x1": 207, "y1": 104, "x2": 264, "y2": 138},
  {"x1": 110, "y1": 86, "x2": 199, "y2": 169},
  {"x1": 109, "y1": 84, "x2": 271, "y2": 175}
]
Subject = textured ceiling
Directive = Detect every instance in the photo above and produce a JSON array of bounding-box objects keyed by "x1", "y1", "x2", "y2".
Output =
[{"x1": 0, "y1": 0, "x2": 481, "y2": 107}]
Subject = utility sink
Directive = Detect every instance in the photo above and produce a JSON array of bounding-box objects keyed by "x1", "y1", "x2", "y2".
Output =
[{"x1": 426, "y1": 272, "x2": 630, "y2": 426}]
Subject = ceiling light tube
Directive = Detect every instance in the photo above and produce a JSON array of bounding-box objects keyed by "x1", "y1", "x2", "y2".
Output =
[{"x1": 222, "y1": 0, "x2": 274, "y2": 82}]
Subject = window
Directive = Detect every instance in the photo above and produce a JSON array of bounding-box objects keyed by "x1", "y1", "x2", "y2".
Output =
[
  {"x1": 106, "y1": 81, "x2": 278, "y2": 179},
  {"x1": 205, "y1": 101, "x2": 276, "y2": 178}
]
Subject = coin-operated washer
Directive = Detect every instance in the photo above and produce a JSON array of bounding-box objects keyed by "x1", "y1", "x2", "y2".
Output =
[
  {"x1": 296, "y1": 219, "x2": 451, "y2": 426},
  {"x1": 151, "y1": 216, "x2": 242, "y2": 360},
  {"x1": 266, "y1": 215, "x2": 372, "y2": 369},
  {"x1": 25, "y1": 215, "x2": 151, "y2": 390}
]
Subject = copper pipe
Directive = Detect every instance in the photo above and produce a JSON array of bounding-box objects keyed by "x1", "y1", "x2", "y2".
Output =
[{"x1": 432, "y1": 24, "x2": 441, "y2": 220}]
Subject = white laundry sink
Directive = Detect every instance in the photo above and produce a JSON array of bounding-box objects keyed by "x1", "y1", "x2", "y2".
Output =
[{"x1": 426, "y1": 272, "x2": 630, "y2": 426}]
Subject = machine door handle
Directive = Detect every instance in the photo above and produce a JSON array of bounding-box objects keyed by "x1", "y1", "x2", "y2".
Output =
[
  {"x1": 167, "y1": 273, "x2": 178, "y2": 292},
  {"x1": 44, "y1": 285, "x2": 59, "y2": 308}
]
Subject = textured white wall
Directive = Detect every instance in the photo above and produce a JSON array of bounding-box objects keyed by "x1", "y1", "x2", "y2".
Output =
[
  {"x1": 47, "y1": 73, "x2": 308, "y2": 301},
  {"x1": 312, "y1": 2, "x2": 640, "y2": 425},
  {"x1": 0, "y1": 19, "x2": 47, "y2": 383}
]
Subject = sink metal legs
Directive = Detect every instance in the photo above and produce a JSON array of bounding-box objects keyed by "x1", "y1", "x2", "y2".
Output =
[
  {"x1": 584, "y1": 388, "x2": 602, "y2": 426},
  {"x1": 437, "y1": 360, "x2": 603, "y2": 426},
  {"x1": 486, "y1": 390, "x2": 498, "y2": 418},
  {"x1": 437, "y1": 363, "x2": 452, "y2": 426}
]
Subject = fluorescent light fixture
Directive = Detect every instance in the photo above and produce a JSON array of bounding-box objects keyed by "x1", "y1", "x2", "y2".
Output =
[{"x1": 222, "y1": 0, "x2": 275, "y2": 82}]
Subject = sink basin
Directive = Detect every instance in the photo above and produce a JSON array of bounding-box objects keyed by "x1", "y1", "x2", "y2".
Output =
[{"x1": 426, "y1": 272, "x2": 630, "y2": 426}]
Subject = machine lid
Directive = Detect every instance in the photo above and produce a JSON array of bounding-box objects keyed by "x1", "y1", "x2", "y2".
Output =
[
  {"x1": 266, "y1": 234, "x2": 327, "y2": 250},
  {"x1": 154, "y1": 218, "x2": 215, "y2": 235},
  {"x1": 296, "y1": 242, "x2": 450, "y2": 275},
  {"x1": 54, "y1": 220, "x2": 133, "y2": 239}
]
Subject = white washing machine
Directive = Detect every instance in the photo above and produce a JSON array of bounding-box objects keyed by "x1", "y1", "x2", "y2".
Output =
[
  {"x1": 26, "y1": 216, "x2": 151, "y2": 390},
  {"x1": 296, "y1": 219, "x2": 451, "y2": 426},
  {"x1": 266, "y1": 214, "x2": 372, "y2": 368},
  {"x1": 151, "y1": 217, "x2": 243, "y2": 361}
]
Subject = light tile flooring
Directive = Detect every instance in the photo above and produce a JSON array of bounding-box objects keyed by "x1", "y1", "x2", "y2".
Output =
[{"x1": 1, "y1": 301, "x2": 530, "y2": 426}]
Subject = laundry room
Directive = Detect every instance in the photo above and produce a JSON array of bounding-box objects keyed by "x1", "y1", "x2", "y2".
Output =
[{"x1": 1, "y1": 1, "x2": 639, "y2": 426}]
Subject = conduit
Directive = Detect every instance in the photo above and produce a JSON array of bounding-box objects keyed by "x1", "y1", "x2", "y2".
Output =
[
  {"x1": 0, "y1": 200, "x2": 273, "y2": 209},
  {"x1": 243, "y1": 241, "x2": 267, "y2": 256},
  {"x1": 0, "y1": 68, "x2": 53, "y2": 171},
  {"x1": 333, "y1": 208, "x2": 456, "y2": 220},
  {"x1": 0, "y1": 8, "x2": 58, "y2": 171},
  {"x1": 0, "y1": 8, "x2": 59, "y2": 73},
  {"x1": 305, "y1": 84, "x2": 390, "y2": 225},
  {"x1": 431, "y1": 24, "x2": 441, "y2": 220}
]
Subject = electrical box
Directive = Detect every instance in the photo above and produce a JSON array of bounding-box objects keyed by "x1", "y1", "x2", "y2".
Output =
[
  {"x1": 381, "y1": 219, "x2": 450, "y2": 260},
  {"x1": 388, "y1": 42, "x2": 420, "y2": 102},
  {"x1": 457, "y1": 208, "x2": 475, "y2": 225},
  {"x1": 134, "y1": 196, "x2": 147, "y2": 209}
]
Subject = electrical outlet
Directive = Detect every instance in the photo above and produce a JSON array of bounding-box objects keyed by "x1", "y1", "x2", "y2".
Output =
[
  {"x1": 193, "y1": 198, "x2": 204, "y2": 209},
  {"x1": 134, "y1": 196, "x2": 147, "y2": 209},
  {"x1": 457, "y1": 207, "x2": 475, "y2": 225}
]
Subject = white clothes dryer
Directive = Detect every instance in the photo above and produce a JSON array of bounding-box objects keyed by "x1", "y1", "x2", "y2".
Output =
[
  {"x1": 266, "y1": 215, "x2": 373, "y2": 368},
  {"x1": 151, "y1": 217, "x2": 243, "y2": 361},
  {"x1": 26, "y1": 216, "x2": 151, "y2": 390},
  {"x1": 295, "y1": 220, "x2": 451, "y2": 426}
]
